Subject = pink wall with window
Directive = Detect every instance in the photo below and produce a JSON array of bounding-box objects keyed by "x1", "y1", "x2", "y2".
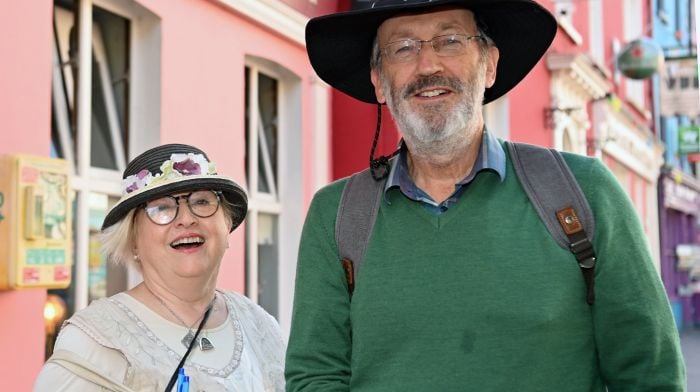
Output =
[
  {"x1": 139, "y1": 0, "x2": 322, "y2": 290},
  {"x1": 0, "y1": 0, "x2": 328, "y2": 389},
  {"x1": 508, "y1": 0, "x2": 592, "y2": 146}
]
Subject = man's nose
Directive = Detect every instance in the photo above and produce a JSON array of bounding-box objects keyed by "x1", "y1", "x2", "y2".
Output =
[{"x1": 415, "y1": 43, "x2": 444, "y2": 75}]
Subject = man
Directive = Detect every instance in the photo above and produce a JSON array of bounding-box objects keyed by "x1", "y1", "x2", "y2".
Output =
[{"x1": 286, "y1": 0, "x2": 686, "y2": 390}]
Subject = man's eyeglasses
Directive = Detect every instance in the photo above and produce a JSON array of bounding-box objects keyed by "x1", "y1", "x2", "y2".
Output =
[
  {"x1": 381, "y1": 34, "x2": 484, "y2": 64},
  {"x1": 143, "y1": 190, "x2": 221, "y2": 225}
]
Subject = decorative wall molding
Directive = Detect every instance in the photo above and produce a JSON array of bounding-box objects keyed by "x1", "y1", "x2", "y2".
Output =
[
  {"x1": 547, "y1": 53, "x2": 612, "y2": 154},
  {"x1": 595, "y1": 102, "x2": 665, "y2": 182},
  {"x1": 547, "y1": 53, "x2": 611, "y2": 100},
  {"x1": 214, "y1": 0, "x2": 309, "y2": 45}
]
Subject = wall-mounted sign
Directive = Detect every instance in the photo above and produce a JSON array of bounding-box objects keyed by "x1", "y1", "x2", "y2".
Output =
[
  {"x1": 617, "y1": 37, "x2": 664, "y2": 79},
  {"x1": 0, "y1": 155, "x2": 72, "y2": 290},
  {"x1": 660, "y1": 57, "x2": 700, "y2": 117},
  {"x1": 679, "y1": 125, "x2": 700, "y2": 154},
  {"x1": 676, "y1": 244, "x2": 700, "y2": 270},
  {"x1": 663, "y1": 176, "x2": 700, "y2": 214}
]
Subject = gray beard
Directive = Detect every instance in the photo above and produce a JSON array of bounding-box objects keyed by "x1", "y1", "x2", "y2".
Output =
[{"x1": 383, "y1": 66, "x2": 487, "y2": 164}]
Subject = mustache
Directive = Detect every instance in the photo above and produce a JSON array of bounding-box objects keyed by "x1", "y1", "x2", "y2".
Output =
[{"x1": 401, "y1": 75, "x2": 465, "y2": 99}]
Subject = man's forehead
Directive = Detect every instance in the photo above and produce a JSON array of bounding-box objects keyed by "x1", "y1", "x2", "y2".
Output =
[{"x1": 376, "y1": 6, "x2": 476, "y2": 37}]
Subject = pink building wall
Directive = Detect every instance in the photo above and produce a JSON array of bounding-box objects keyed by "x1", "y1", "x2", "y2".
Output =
[
  {"x1": 138, "y1": 0, "x2": 320, "y2": 290},
  {"x1": 505, "y1": 1, "x2": 554, "y2": 147},
  {"x1": 0, "y1": 1, "x2": 53, "y2": 389},
  {"x1": 507, "y1": 58, "x2": 554, "y2": 147},
  {"x1": 1, "y1": 0, "x2": 325, "y2": 388}
]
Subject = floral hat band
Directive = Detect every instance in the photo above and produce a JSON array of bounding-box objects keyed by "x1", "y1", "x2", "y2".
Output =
[
  {"x1": 102, "y1": 143, "x2": 248, "y2": 232},
  {"x1": 122, "y1": 153, "x2": 217, "y2": 195}
]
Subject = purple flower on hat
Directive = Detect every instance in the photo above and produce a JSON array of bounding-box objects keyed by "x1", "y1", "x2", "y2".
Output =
[
  {"x1": 136, "y1": 169, "x2": 150, "y2": 180},
  {"x1": 173, "y1": 158, "x2": 201, "y2": 175},
  {"x1": 122, "y1": 169, "x2": 153, "y2": 194},
  {"x1": 168, "y1": 153, "x2": 211, "y2": 177}
]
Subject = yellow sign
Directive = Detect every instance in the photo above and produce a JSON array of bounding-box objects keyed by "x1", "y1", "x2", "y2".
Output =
[{"x1": 0, "y1": 155, "x2": 72, "y2": 289}]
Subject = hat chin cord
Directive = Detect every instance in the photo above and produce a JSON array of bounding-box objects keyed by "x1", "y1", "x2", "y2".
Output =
[{"x1": 369, "y1": 103, "x2": 400, "y2": 181}]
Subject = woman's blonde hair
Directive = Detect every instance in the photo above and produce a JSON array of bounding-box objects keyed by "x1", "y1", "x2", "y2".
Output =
[{"x1": 99, "y1": 209, "x2": 139, "y2": 268}]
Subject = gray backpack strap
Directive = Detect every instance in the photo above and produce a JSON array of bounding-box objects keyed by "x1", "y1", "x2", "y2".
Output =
[
  {"x1": 335, "y1": 167, "x2": 387, "y2": 297},
  {"x1": 506, "y1": 141, "x2": 597, "y2": 305}
]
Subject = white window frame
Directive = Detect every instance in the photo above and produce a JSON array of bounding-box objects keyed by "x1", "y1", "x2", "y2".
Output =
[
  {"x1": 245, "y1": 63, "x2": 284, "y2": 316},
  {"x1": 53, "y1": 0, "x2": 160, "y2": 311},
  {"x1": 245, "y1": 57, "x2": 303, "y2": 335}
]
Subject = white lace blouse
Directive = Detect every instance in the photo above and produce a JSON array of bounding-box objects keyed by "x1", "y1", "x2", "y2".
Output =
[{"x1": 34, "y1": 291, "x2": 286, "y2": 391}]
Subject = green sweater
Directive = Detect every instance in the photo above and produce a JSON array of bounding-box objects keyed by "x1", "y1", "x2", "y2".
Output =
[{"x1": 285, "y1": 151, "x2": 685, "y2": 391}]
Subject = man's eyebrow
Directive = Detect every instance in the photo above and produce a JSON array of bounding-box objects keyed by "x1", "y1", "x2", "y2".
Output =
[
  {"x1": 381, "y1": 15, "x2": 474, "y2": 42},
  {"x1": 383, "y1": 29, "x2": 416, "y2": 42},
  {"x1": 436, "y1": 21, "x2": 469, "y2": 32},
  {"x1": 384, "y1": 22, "x2": 469, "y2": 41}
]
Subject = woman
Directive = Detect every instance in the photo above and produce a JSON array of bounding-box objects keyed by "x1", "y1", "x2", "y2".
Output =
[{"x1": 35, "y1": 144, "x2": 285, "y2": 391}]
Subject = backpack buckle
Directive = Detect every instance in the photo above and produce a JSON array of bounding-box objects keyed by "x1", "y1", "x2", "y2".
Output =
[{"x1": 569, "y1": 238, "x2": 596, "y2": 269}]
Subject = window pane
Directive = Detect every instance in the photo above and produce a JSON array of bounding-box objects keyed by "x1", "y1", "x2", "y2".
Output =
[
  {"x1": 94, "y1": 7, "x2": 129, "y2": 128},
  {"x1": 258, "y1": 73, "x2": 278, "y2": 194},
  {"x1": 244, "y1": 66, "x2": 250, "y2": 182},
  {"x1": 51, "y1": 4, "x2": 129, "y2": 170},
  {"x1": 257, "y1": 147, "x2": 270, "y2": 192},
  {"x1": 257, "y1": 213, "x2": 279, "y2": 318},
  {"x1": 50, "y1": 100, "x2": 68, "y2": 159},
  {"x1": 90, "y1": 56, "x2": 119, "y2": 169},
  {"x1": 91, "y1": 7, "x2": 129, "y2": 170},
  {"x1": 51, "y1": 5, "x2": 75, "y2": 163}
]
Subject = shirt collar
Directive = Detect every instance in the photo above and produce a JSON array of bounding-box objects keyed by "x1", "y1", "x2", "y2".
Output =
[{"x1": 384, "y1": 129, "x2": 506, "y2": 196}]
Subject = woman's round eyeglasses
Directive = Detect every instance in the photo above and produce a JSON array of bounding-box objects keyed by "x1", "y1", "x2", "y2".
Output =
[{"x1": 143, "y1": 190, "x2": 221, "y2": 225}]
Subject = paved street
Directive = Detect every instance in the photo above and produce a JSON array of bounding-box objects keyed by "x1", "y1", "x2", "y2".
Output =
[{"x1": 682, "y1": 327, "x2": 700, "y2": 391}]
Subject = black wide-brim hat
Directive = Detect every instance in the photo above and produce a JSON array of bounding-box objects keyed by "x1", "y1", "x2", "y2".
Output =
[
  {"x1": 101, "y1": 143, "x2": 248, "y2": 232},
  {"x1": 306, "y1": 0, "x2": 557, "y2": 104}
]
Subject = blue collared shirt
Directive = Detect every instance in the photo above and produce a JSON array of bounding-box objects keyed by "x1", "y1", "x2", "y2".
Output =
[{"x1": 384, "y1": 130, "x2": 506, "y2": 215}]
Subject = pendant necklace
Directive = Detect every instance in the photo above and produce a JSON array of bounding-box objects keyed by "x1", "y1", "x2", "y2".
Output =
[{"x1": 147, "y1": 286, "x2": 217, "y2": 351}]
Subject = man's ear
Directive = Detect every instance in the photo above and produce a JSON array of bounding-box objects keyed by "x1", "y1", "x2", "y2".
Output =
[
  {"x1": 484, "y1": 46, "x2": 500, "y2": 88},
  {"x1": 370, "y1": 68, "x2": 387, "y2": 104}
]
